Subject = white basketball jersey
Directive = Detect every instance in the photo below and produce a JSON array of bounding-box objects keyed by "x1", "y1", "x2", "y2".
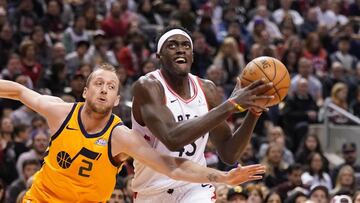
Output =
[{"x1": 132, "y1": 70, "x2": 209, "y2": 194}]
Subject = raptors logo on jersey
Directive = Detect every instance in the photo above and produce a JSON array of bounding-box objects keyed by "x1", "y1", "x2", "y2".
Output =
[{"x1": 131, "y1": 70, "x2": 209, "y2": 194}]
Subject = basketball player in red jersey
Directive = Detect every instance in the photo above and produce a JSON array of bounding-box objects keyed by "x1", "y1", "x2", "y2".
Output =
[
  {"x1": 0, "y1": 64, "x2": 265, "y2": 203},
  {"x1": 131, "y1": 26, "x2": 274, "y2": 202}
]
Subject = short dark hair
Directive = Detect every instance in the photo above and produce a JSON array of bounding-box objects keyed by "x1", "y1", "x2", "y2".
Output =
[
  {"x1": 155, "y1": 26, "x2": 192, "y2": 53},
  {"x1": 287, "y1": 163, "x2": 303, "y2": 174},
  {"x1": 13, "y1": 124, "x2": 29, "y2": 137},
  {"x1": 22, "y1": 159, "x2": 40, "y2": 170}
]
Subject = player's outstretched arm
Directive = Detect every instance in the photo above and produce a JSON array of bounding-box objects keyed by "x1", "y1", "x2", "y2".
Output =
[
  {"x1": 132, "y1": 77, "x2": 273, "y2": 151},
  {"x1": 112, "y1": 126, "x2": 265, "y2": 185},
  {"x1": 0, "y1": 79, "x2": 72, "y2": 132}
]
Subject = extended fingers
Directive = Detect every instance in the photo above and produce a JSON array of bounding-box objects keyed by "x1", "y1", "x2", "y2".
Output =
[
  {"x1": 250, "y1": 82, "x2": 273, "y2": 95},
  {"x1": 246, "y1": 79, "x2": 266, "y2": 90}
]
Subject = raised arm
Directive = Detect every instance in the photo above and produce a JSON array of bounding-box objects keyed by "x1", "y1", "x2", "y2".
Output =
[
  {"x1": 132, "y1": 76, "x2": 273, "y2": 151},
  {"x1": 111, "y1": 125, "x2": 265, "y2": 185},
  {"x1": 0, "y1": 79, "x2": 72, "y2": 133},
  {"x1": 203, "y1": 79, "x2": 264, "y2": 164}
]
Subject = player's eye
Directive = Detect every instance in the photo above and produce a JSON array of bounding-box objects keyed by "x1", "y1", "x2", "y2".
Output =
[
  {"x1": 168, "y1": 44, "x2": 176, "y2": 49},
  {"x1": 184, "y1": 44, "x2": 191, "y2": 49},
  {"x1": 109, "y1": 85, "x2": 115, "y2": 90}
]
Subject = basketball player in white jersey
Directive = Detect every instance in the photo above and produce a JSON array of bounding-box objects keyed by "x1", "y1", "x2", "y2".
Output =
[{"x1": 132, "y1": 26, "x2": 274, "y2": 202}]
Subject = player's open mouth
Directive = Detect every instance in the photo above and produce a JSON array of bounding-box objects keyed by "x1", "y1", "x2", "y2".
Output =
[
  {"x1": 98, "y1": 98, "x2": 106, "y2": 102},
  {"x1": 174, "y1": 57, "x2": 187, "y2": 64}
]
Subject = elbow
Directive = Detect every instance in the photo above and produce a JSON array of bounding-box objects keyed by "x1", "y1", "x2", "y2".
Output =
[{"x1": 162, "y1": 137, "x2": 183, "y2": 152}]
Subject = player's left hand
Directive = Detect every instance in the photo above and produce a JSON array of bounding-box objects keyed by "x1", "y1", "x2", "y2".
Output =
[{"x1": 222, "y1": 164, "x2": 265, "y2": 186}]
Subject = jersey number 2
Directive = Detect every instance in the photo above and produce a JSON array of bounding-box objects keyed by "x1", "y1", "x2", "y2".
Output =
[{"x1": 78, "y1": 160, "x2": 93, "y2": 177}]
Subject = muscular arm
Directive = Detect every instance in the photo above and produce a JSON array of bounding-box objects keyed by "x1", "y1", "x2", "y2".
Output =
[
  {"x1": 203, "y1": 80, "x2": 259, "y2": 164},
  {"x1": 132, "y1": 77, "x2": 235, "y2": 151},
  {"x1": 0, "y1": 79, "x2": 72, "y2": 133},
  {"x1": 111, "y1": 126, "x2": 265, "y2": 185}
]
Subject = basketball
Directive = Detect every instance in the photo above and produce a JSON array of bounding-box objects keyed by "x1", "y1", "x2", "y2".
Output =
[{"x1": 239, "y1": 56, "x2": 290, "y2": 107}]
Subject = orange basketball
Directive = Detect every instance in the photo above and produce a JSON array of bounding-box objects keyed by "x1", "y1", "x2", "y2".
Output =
[{"x1": 240, "y1": 56, "x2": 290, "y2": 107}]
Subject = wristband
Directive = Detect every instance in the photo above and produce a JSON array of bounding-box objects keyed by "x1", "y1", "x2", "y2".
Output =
[{"x1": 228, "y1": 99, "x2": 246, "y2": 112}]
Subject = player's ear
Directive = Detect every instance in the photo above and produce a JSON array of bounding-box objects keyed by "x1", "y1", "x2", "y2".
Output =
[
  {"x1": 82, "y1": 87, "x2": 88, "y2": 99},
  {"x1": 114, "y1": 95, "x2": 120, "y2": 107},
  {"x1": 156, "y1": 53, "x2": 161, "y2": 59}
]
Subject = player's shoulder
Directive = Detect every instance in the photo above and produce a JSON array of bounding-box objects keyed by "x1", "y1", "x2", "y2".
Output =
[
  {"x1": 133, "y1": 75, "x2": 164, "y2": 95},
  {"x1": 196, "y1": 77, "x2": 217, "y2": 94}
]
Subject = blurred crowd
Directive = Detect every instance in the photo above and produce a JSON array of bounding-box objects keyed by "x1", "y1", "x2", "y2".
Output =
[{"x1": 0, "y1": 0, "x2": 359, "y2": 202}]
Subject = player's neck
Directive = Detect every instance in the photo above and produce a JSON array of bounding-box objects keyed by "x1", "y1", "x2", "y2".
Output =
[
  {"x1": 160, "y1": 69, "x2": 191, "y2": 99},
  {"x1": 80, "y1": 105, "x2": 111, "y2": 133}
]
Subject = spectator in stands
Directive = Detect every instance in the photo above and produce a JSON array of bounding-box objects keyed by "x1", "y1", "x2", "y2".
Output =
[
  {"x1": 10, "y1": 0, "x2": 38, "y2": 39},
  {"x1": 205, "y1": 65, "x2": 225, "y2": 87},
  {"x1": 16, "y1": 129, "x2": 48, "y2": 179},
  {"x1": 40, "y1": 0, "x2": 65, "y2": 42},
  {"x1": 300, "y1": 7, "x2": 319, "y2": 39},
  {"x1": 65, "y1": 40, "x2": 90, "y2": 76},
  {"x1": 171, "y1": 0, "x2": 196, "y2": 32},
  {"x1": 1, "y1": 54, "x2": 22, "y2": 81},
  {"x1": 322, "y1": 62, "x2": 347, "y2": 99},
  {"x1": 215, "y1": 184, "x2": 230, "y2": 203},
  {"x1": 39, "y1": 61, "x2": 67, "y2": 96},
  {"x1": 137, "y1": 0, "x2": 164, "y2": 44},
  {"x1": 0, "y1": 117, "x2": 17, "y2": 185},
  {"x1": 295, "y1": 133, "x2": 329, "y2": 171},
  {"x1": 10, "y1": 124, "x2": 30, "y2": 161},
  {"x1": 19, "y1": 40, "x2": 42, "y2": 86},
  {"x1": 272, "y1": 0, "x2": 303, "y2": 26},
  {"x1": 290, "y1": 57, "x2": 323, "y2": 106},
  {"x1": 85, "y1": 30, "x2": 112, "y2": 66},
  {"x1": 30, "y1": 26, "x2": 52, "y2": 69},
  {"x1": 101, "y1": 1, "x2": 129, "y2": 39},
  {"x1": 117, "y1": 31, "x2": 150, "y2": 79},
  {"x1": 331, "y1": 165, "x2": 357, "y2": 196},
  {"x1": 214, "y1": 37, "x2": 245, "y2": 87},
  {"x1": 278, "y1": 14, "x2": 297, "y2": 42},
  {"x1": 330, "y1": 36, "x2": 358, "y2": 74},
  {"x1": 227, "y1": 185, "x2": 248, "y2": 203},
  {"x1": 262, "y1": 143, "x2": 289, "y2": 188},
  {"x1": 191, "y1": 32, "x2": 213, "y2": 78},
  {"x1": 284, "y1": 191, "x2": 308, "y2": 203},
  {"x1": 259, "y1": 126, "x2": 294, "y2": 165},
  {"x1": 301, "y1": 152, "x2": 332, "y2": 191},
  {"x1": 0, "y1": 22, "x2": 16, "y2": 70},
  {"x1": 63, "y1": 15, "x2": 90, "y2": 53},
  {"x1": 309, "y1": 185, "x2": 329, "y2": 203},
  {"x1": 10, "y1": 103, "x2": 36, "y2": 127},
  {"x1": 282, "y1": 78, "x2": 319, "y2": 142},
  {"x1": 83, "y1": 3, "x2": 99, "y2": 31},
  {"x1": 51, "y1": 42, "x2": 66, "y2": 63},
  {"x1": 332, "y1": 142, "x2": 360, "y2": 187},
  {"x1": 320, "y1": 82, "x2": 350, "y2": 124},
  {"x1": 77, "y1": 63, "x2": 93, "y2": 79},
  {"x1": 5, "y1": 159, "x2": 40, "y2": 203},
  {"x1": 303, "y1": 32, "x2": 328, "y2": 79},
  {"x1": 65, "y1": 72, "x2": 85, "y2": 102},
  {"x1": 247, "y1": 5, "x2": 282, "y2": 40},
  {"x1": 246, "y1": 184, "x2": 264, "y2": 203},
  {"x1": 274, "y1": 163, "x2": 308, "y2": 200},
  {"x1": 264, "y1": 191, "x2": 283, "y2": 203}
]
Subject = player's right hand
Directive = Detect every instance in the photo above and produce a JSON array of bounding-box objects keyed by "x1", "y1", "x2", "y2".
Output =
[{"x1": 228, "y1": 78, "x2": 274, "y2": 111}]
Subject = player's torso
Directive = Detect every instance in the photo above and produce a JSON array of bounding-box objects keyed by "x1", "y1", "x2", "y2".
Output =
[
  {"x1": 132, "y1": 70, "x2": 209, "y2": 193},
  {"x1": 27, "y1": 103, "x2": 123, "y2": 202}
]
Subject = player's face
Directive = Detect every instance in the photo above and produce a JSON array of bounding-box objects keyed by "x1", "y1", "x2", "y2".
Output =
[
  {"x1": 83, "y1": 69, "x2": 120, "y2": 115},
  {"x1": 159, "y1": 34, "x2": 193, "y2": 77}
]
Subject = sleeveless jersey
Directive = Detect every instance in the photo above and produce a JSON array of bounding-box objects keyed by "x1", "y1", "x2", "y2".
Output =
[
  {"x1": 132, "y1": 70, "x2": 209, "y2": 194},
  {"x1": 24, "y1": 103, "x2": 123, "y2": 203}
]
